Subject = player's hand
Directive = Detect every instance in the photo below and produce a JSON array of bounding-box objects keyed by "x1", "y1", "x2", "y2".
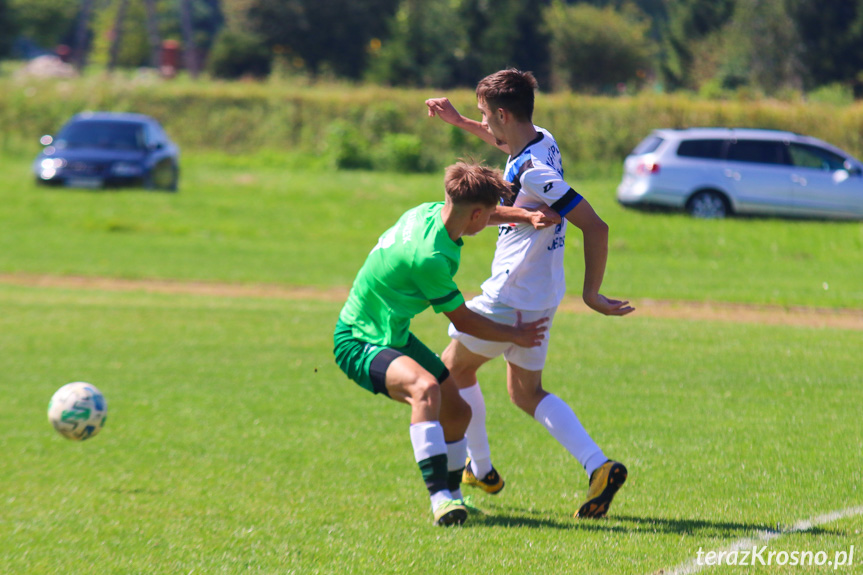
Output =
[
  {"x1": 425, "y1": 97, "x2": 462, "y2": 125},
  {"x1": 583, "y1": 293, "x2": 635, "y2": 316},
  {"x1": 528, "y1": 206, "x2": 562, "y2": 229},
  {"x1": 513, "y1": 311, "x2": 549, "y2": 348}
]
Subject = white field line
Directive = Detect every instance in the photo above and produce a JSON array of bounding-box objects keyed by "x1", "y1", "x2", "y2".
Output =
[{"x1": 657, "y1": 505, "x2": 863, "y2": 574}]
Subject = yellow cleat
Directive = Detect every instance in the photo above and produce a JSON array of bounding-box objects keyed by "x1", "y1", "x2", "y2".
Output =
[
  {"x1": 462, "y1": 457, "x2": 505, "y2": 495},
  {"x1": 575, "y1": 460, "x2": 627, "y2": 519}
]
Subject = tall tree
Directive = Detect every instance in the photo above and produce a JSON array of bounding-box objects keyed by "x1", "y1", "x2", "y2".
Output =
[
  {"x1": 367, "y1": 0, "x2": 469, "y2": 87},
  {"x1": 0, "y1": 0, "x2": 13, "y2": 59},
  {"x1": 544, "y1": 1, "x2": 656, "y2": 93},
  {"x1": 143, "y1": 0, "x2": 160, "y2": 68},
  {"x1": 719, "y1": 0, "x2": 803, "y2": 93},
  {"x1": 180, "y1": 0, "x2": 199, "y2": 76},
  {"x1": 788, "y1": 0, "x2": 863, "y2": 89},
  {"x1": 107, "y1": 0, "x2": 129, "y2": 71},
  {"x1": 9, "y1": 0, "x2": 80, "y2": 51},
  {"x1": 73, "y1": 0, "x2": 95, "y2": 69},
  {"x1": 456, "y1": 0, "x2": 551, "y2": 88},
  {"x1": 660, "y1": 0, "x2": 735, "y2": 90},
  {"x1": 247, "y1": 0, "x2": 399, "y2": 78}
]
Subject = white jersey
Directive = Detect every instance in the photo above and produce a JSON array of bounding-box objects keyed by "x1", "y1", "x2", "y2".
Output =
[{"x1": 480, "y1": 127, "x2": 583, "y2": 310}]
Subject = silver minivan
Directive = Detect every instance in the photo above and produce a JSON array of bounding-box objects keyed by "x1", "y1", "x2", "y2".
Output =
[{"x1": 616, "y1": 128, "x2": 863, "y2": 219}]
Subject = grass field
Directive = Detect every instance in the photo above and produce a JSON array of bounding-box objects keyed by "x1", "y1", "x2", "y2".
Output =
[
  {"x1": 2, "y1": 151, "x2": 863, "y2": 308},
  {"x1": 1, "y1": 151, "x2": 862, "y2": 574}
]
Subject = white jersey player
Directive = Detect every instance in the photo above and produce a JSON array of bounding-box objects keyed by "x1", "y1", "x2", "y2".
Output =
[{"x1": 426, "y1": 68, "x2": 635, "y2": 519}]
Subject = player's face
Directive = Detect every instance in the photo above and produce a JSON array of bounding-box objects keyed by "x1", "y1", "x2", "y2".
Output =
[{"x1": 478, "y1": 99, "x2": 506, "y2": 146}]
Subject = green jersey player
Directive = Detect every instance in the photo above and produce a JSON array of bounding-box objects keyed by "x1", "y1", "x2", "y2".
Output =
[{"x1": 334, "y1": 161, "x2": 548, "y2": 526}]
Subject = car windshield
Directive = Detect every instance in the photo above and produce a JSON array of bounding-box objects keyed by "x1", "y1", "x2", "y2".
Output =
[{"x1": 56, "y1": 121, "x2": 145, "y2": 151}]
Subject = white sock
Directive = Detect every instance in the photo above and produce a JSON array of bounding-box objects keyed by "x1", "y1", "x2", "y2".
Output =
[
  {"x1": 459, "y1": 383, "x2": 493, "y2": 477},
  {"x1": 430, "y1": 490, "x2": 454, "y2": 510},
  {"x1": 447, "y1": 437, "x2": 467, "y2": 500},
  {"x1": 409, "y1": 421, "x2": 447, "y2": 462},
  {"x1": 534, "y1": 394, "x2": 606, "y2": 477},
  {"x1": 410, "y1": 421, "x2": 453, "y2": 506}
]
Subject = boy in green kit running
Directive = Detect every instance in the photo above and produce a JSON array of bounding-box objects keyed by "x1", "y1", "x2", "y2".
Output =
[{"x1": 334, "y1": 161, "x2": 548, "y2": 526}]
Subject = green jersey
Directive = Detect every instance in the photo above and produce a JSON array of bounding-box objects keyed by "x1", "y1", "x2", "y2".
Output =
[{"x1": 339, "y1": 202, "x2": 466, "y2": 347}]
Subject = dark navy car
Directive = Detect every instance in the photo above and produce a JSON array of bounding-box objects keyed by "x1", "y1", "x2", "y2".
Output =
[{"x1": 34, "y1": 112, "x2": 180, "y2": 191}]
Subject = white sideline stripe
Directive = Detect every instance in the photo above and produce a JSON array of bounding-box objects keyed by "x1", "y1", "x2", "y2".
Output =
[{"x1": 656, "y1": 505, "x2": 863, "y2": 575}]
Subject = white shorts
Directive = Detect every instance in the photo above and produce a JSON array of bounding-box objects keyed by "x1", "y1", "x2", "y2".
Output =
[{"x1": 447, "y1": 293, "x2": 557, "y2": 371}]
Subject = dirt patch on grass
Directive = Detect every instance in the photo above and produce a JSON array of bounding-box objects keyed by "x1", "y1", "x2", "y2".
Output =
[{"x1": 2, "y1": 273, "x2": 862, "y2": 330}]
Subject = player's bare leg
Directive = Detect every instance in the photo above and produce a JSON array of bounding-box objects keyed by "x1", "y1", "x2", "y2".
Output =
[
  {"x1": 385, "y1": 355, "x2": 468, "y2": 526},
  {"x1": 441, "y1": 339, "x2": 505, "y2": 494}
]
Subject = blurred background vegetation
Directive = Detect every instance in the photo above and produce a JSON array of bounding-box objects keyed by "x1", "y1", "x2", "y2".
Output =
[
  {"x1": 1, "y1": 0, "x2": 863, "y2": 98},
  {"x1": 2, "y1": 0, "x2": 863, "y2": 174}
]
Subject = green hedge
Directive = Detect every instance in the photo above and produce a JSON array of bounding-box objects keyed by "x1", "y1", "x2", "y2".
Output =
[{"x1": 3, "y1": 74, "x2": 863, "y2": 172}]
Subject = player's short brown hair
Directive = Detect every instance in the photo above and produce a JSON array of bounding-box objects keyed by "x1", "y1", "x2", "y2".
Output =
[
  {"x1": 444, "y1": 161, "x2": 511, "y2": 207},
  {"x1": 476, "y1": 68, "x2": 539, "y2": 122}
]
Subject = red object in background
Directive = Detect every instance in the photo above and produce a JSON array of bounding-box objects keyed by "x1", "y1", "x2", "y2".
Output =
[
  {"x1": 160, "y1": 40, "x2": 180, "y2": 78},
  {"x1": 56, "y1": 45, "x2": 72, "y2": 63}
]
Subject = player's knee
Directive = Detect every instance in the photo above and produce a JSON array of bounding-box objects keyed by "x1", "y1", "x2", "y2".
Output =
[{"x1": 411, "y1": 376, "x2": 441, "y2": 407}]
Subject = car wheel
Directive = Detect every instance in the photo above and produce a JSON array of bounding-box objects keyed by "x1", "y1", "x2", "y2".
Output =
[
  {"x1": 687, "y1": 191, "x2": 729, "y2": 219},
  {"x1": 148, "y1": 163, "x2": 179, "y2": 192}
]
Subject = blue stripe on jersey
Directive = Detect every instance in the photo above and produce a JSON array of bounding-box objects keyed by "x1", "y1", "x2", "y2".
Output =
[
  {"x1": 504, "y1": 153, "x2": 533, "y2": 183},
  {"x1": 551, "y1": 188, "x2": 583, "y2": 216}
]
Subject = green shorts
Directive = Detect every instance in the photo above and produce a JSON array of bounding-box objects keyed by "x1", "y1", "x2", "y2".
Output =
[{"x1": 333, "y1": 319, "x2": 449, "y2": 396}]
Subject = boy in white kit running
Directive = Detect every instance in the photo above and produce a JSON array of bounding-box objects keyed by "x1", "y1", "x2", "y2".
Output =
[{"x1": 426, "y1": 69, "x2": 635, "y2": 518}]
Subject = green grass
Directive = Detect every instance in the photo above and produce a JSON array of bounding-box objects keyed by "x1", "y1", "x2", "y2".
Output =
[
  {"x1": 1, "y1": 151, "x2": 862, "y2": 573},
  {"x1": 0, "y1": 283, "x2": 860, "y2": 574},
  {"x1": 2, "y1": 151, "x2": 863, "y2": 308}
]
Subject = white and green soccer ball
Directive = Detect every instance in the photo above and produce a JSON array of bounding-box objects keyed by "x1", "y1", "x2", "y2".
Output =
[{"x1": 47, "y1": 382, "x2": 108, "y2": 440}]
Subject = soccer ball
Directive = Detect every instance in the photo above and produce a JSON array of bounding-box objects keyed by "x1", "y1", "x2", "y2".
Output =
[{"x1": 47, "y1": 382, "x2": 108, "y2": 441}]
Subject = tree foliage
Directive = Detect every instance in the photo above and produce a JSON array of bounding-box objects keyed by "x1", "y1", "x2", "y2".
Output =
[
  {"x1": 0, "y1": 0, "x2": 13, "y2": 59},
  {"x1": 718, "y1": 0, "x2": 803, "y2": 93},
  {"x1": 8, "y1": 0, "x2": 80, "y2": 49},
  {"x1": 456, "y1": 0, "x2": 551, "y2": 87},
  {"x1": 660, "y1": 0, "x2": 735, "y2": 91},
  {"x1": 247, "y1": 0, "x2": 399, "y2": 78},
  {"x1": 91, "y1": 0, "x2": 152, "y2": 68},
  {"x1": 207, "y1": 29, "x2": 270, "y2": 78},
  {"x1": 788, "y1": 0, "x2": 863, "y2": 89},
  {"x1": 544, "y1": 1, "x2": 656, "y2": 93},
  {"x1": 366, "y1": 0, "x2": 470, "y2": 87},
  {"x1": 3, "y1": 0, "x2": 863, "y2": 98}
]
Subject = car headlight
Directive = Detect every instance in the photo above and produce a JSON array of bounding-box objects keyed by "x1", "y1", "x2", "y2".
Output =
[
  {"x1": 38, "y1": 157, "x2": 66, "y2": 179},
  {"x1": 111, "y1": 162, "x2": 144, "y2": 176},
  {"x1": 40, "y1": 158, "x2": 66, "y2": 169}
]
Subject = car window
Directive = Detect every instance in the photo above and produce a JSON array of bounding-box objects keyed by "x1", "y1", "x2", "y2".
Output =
[
  {"x1": 150, "y1": 122, "x2": 170, "y2": 145},
  {"x1": 632, "y1": 135, "x2": 664, "y2": 155},
  {"x1": 144, "y1": 124, "x2": 161, "y2": 148},
  {"x1": 726, "y1": 140, "x2": 789, "y2": 166},
  {"x1": 676, "y1": 139, "x2": 725, "y2": 160},
  {"x1": 57, "y1": 121, "x2": 145, "y2": 151},
  {"x1": 788, "y1": 143, "x2": 847, "y2": 171}
]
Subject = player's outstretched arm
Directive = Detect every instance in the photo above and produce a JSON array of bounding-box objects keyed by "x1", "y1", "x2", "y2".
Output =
[
  {"x1": 425, "y1": 97, "x2": 510, "y2": 154},
  {"x1": 490, "y1": 205, "x2": 561, "y2": 229},
  {"x1": 565, "y1": 199, "x2": 635, "y2": 317},
  {"x1": 444, "y1": 304, "x2": 548, "y2": 348}
]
